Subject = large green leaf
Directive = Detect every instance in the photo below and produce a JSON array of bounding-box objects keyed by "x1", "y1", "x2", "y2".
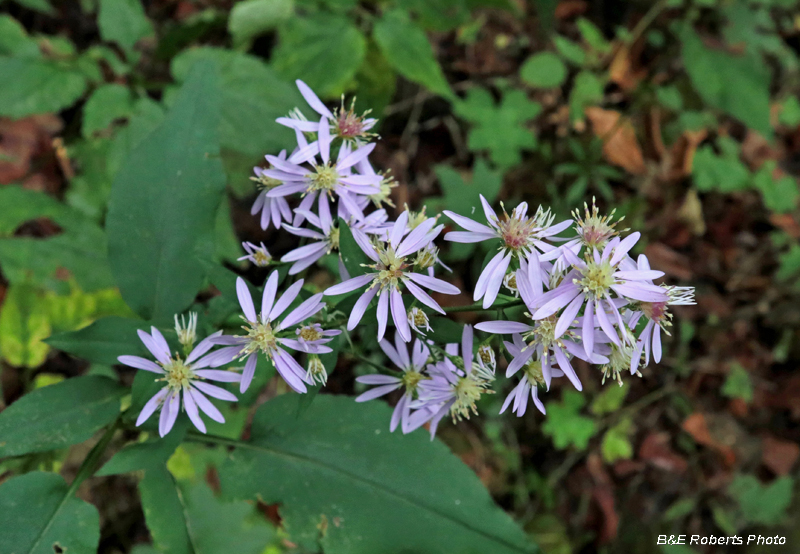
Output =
[
  {"x1": 0, "y1": 375, "x2": 125, "y2": 457},
  {"x1": 679, "y1": 26, "x2": 771, "y2": 136},
  {"x1": 373, "y1": 9, "x2": 454, "y2": 100},
  {"x1": 106, "y1": 61, "x2": 226, "y2": 322},
  {"x1": 82, "y1": 83, "x2": 135, "y2": 137},
  {"x1": 171, "y1": 48, "x2": 302, "y2": 196},
  {"x1": 0, "y1": 57, "x2": 87, "y2": 118},
  {"x1": 228, "y1": 0, "x2": 294, "y2": 48},
  {"x1": 271, "y1": 14, "x2": 366, "y2": 98},
  {"x1": 98, "y1": 0, "x2": 155, "y2": 53},
  {"x1": 139, "y1": 466, "x2": 194, "y2": 554},
  {"x1": 0, "y1": 472, "x2": 100, "y2": 554},
  {"x1": 45, "y1": 316, "x2": 150, "y2": 365},
  {"x1": 0, "y1": 282, "x2": 51, "y2": 368},
  {"x1": 217, "y1": 394, "x2": 537, "y2": 554}
]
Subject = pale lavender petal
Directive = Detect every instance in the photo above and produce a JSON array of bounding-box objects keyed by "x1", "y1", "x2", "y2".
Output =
[
  {"x1": 348, "y1": 286, "x2": 378, "y2": 330},
  {"x1": 610, "y1": 232, "x2": 640, "y2": 266},
  {"x1": 405, "y1": 272, "x2": 460, "y2": 294},
  {"x1": 193, "y1": 369, "x2": 241, "y2": 383},
  {"x1": 532, "y1": 283, "x2": 580, "y2": 319},
  {"x1": 183, "y1": 388, "x2": 206, "y2": 434},
  {"x1": 443, "y1": 211, "x2": 494, "y2": 234},
  {"x1": 376, "y1": 291, "x2": 389, "y2": 340},
  {"x1": 351, "y1": 228, "x2": 380, "y2": 261},
  {"x1": 474, "y1": 251, "x2": 506, "y2": 301},
  {"x1": 378, "y1": 339, "x2": 404, "y2": 368},
  {"x1": 158, "y1": 391, "x2": 180, "y2": 437},
  {"x1": 404, "y1": 280, "x2": 444, "y2": 314},
  {"x1": 137, "y1": 330, "x2": 170, "y2": 365},
  {"x1": 276, "y1": 117, "x2": 318, "y2": 132},
  {"x1": 396, "y1": 218, "x2": 438, "y2": 258},
  {"x1": 390, "y1": 394, "x2": 408, "y2": 432},
  {"x1": 596, "y1": 298, "x2": 620, "y2": 346},
  {"x1": 273, "y1": 350, "x2": 309, "y2": 393},
  {"x1": 653, "y1": 324, "x2": 662, "y2": 363},
  {"x1": 475, "y1": 321, "x2": 532, "y2": 334},
  {"x1": 356, "y1": 374, "x2": 402, "y2": 385},
  {"x1": 444, "y1": 231, "x2": 496, "y2": 244},
  {"x1": 582, "y1": 298, "x2": 595, "y2": 359},
  {"x1": 553, "y1": 346, "x2": 582, "y2": 391},
  {"x1": 391, "y1": 288, "x2": 411, "y2": 342},
  {"x1": 189, "y1": 387, "x2": 225, "y2": 423},
  {"x1": 194, "y1": 346, "x2": 242, "y2": 368},
  {"x1": 296, "y1": 80, "x2": 334, "y2": 118},
  {"x1": 186, "y1": 331, "x2": 223, "y2": 364},
  {"x1": 240, "y1": 354, "x2": 257, "y2": 393},
  {"x1": 479, "y1": 195, "x2": 497, "y2": 226},
  {"x1": 506, "y1": 346, "x2": 535, "y2": 377},
  {"x1": 118, "y1": 355, "x2": 163, "y2": 374},
  {"x1": 554, "y1": 293, "x2": 585, "y2": 339},
  {"x1": 279, "y1": 293, "x2": 324, "y2": 330},
  {"x1": 614, "y1": 270, "x2": 664, "y2": 281},
  {"x1": 482, "y1": 252, "x2": 511, "y2": 309},
  {"x1": 269, "y1": 279, "x2": 305, "y2": 321},
  {"x1": 611, "y1": 282, "x2": 669, "y2": 303},
  {"x1": 338, "y1": 143, "x2": 375, "y2": 170},
  {"x1": 355, "y1": 383, "x2": 402, "y2": 402},
  {"x1": 318, "y1": 117, "x2": 331, "y2": 164},
  {"x1": 136, "y1": 388, "x2": 167, "y2": 426},
  {"x1": 325, "y1": 274, "x2": 373, "y2": 296},
  {"x1": 462, "y1": 324, "x2": 473, "y2": 372},
  {"x1": 390, "y1": 212, "x2": 409, "y2": 248},
  {"x1": 236, "y1": 277, "x2": 257, "y2": 322}
]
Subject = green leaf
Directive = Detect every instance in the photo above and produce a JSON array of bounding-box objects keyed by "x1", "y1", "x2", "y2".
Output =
[
  {"x1": 721, "y1": 363, "x2": 753, "y2": 404},
  {"x1": 590, "y1": 383, "x2": 628, "y2": 415},
  {"x1": 373, "y1": 9, "x2": 454, "y2": 100},
  {"x1": 82, "y1": 83, "x2": 134, "y2": 137},
  {"x1": 553, "y1": 35, "x2": 586, "y2": 66},
  {"x1": 45, "y1": 316, "x2": 151, "y2": 365},
  {"x1": 106, "y1": 61, "x2": 225, "y2": 322},
  {"x1": 229, "y1": 0, "x2": 294, "y2": 48},
  {"x1": 779, "y1": 96, "x2": 800, "y2": 127},
  {"x1": 139, "y1": 466, "x2": 194, "y2": 554},
  {"x1": 679, "y1": 26, "x2": 771, "y2": 136},
  {"x1": 0, "y1": 282, "x2": 51, "y2": 367},
  {"x1": 541, "y1": 390, "x2": 597, "y2": 450},
  {"x1": 600, "y1": 418, "x2": 633, "y2": 463},
  {"x1": 0, "y1": 15, "x2": 40, "y2": 57},
  {"x1": 569, "y1": 71, "x2": 603, "y2": 121},
  {"x1": 576, "y1": 17, "x2": 610, "y2": 54},
  {"x1": 454, "y1": 88, "x2": 541, "y2": 168},
  {"x1": 752, "y1": 161, "x2": 799, "y2": 213},
  {"x1": 337, "y1": 216, "x2": 371, "y2": 278},
  {"x1": 0, "y1": 57, "x2": 87, "y2": 118},
  {"x1": 98, "y1": 423, "x2": 188, "y2": 476},
  {"x1": 405, "y1": 0, "x2": 469, "y2": 32},
  {"x1": 180, "y1": 480, "x2": 275, "y2": 554},
  {"x1": 218, "y1": 394, "x2": 537, "y2": 554},
  {"x1": 777, "y1": 243, "x2": 800, "y2": 281},
  {"x1": 520, "y1": 52, "x2": 567, "y2": 88},
  {"x1": 272, "y1": 14, "x2": 366, "y2": 98},
  {"x1": 171, "y1": 48, "x2": 302, "y2": 196},
  {"x1": 98, "y1": 0, "x2": 155, "y2": 53},
  {"x1": 728, "y1": 474, "x2": 794, "y2": 525},
  {"x1": 692, "y1": 138, "x2": 750, "y2": 193},
  {"x1": 0, "y1": 472, "x2": 99, "y2": 554},
  {"x1": 0, "y1": 375, "x2": 124, "y2": 457}
]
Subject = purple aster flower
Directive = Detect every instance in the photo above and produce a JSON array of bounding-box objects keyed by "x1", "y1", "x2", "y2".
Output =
[
  {"x1": 407, "y1": 307, "x2": 432, "y2": 335},
  {"x1": 238, "y1": 241, "x2": 272, "y2": 268},
  {"x1": 118, "y1": 326, "x2": 240, "y2": 436},
  {"x1": 474, "y1": 258, "x2": 601, "y2": 391},
  {"x1": 411, "y1": 325, "x2": 496, "y2": 439},
  {"x1": 444, "y1": 195, "x2": 572, "y2": 308},
  {"x1": 251, "y1": 150, "x2": 293, "y2": 230},
  {"x1": 355, "y1": 332, "x2": 430, "y2": 433},
  {"x1": 499, "y1": 334, "x2": 564, "y2": 417},
  {"x1": 530, "y1": 233, "x2": 670, "y2": 357},
  {"x1": 211, "y1": 272, "x2": 327, "y2": 394},
  {"x1": 263, "y1": 118, "x2": 381, "y2": 223},
  {"x1": 277, "y1": 80, "x2": 377, "y2": 143},
  {"x1": 323, "y1": 212, "x2": 460, "y2": 342}
]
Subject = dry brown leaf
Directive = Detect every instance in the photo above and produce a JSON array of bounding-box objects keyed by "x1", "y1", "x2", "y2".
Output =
[
  {"x1": 609, "y1": 43, "x2": 647, "y2": 92},
  {"x1": 585, "y1": 107, "x2": 646, "y2": 175},
  {"x1": 682, "y1": 413, "x2": 736, "y2": 467},
  {"x1": 761, "y1": 435, "x2": 800, "y2": 476},
  {"x1": 667, "y1": 129, "x2": 707, "y2": 179},
  {"x1": 638, "y1": 432, "x2": 688, "y2": 473}
]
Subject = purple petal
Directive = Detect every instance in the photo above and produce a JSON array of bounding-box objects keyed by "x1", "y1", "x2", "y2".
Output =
[
  {"x1": 325, "y1": 274, "x2": 373, "y2": 296},
  {"x1": 554, "y1": 293, "x2": 585, "y2": 339},
  {"x1": 610, "y1": 282, "x2": 669, "y2": 303},
  {"x1": 240, "y1": 354, "x2": 257, "y2": 393},
  {"x1": 189, "y1": 387, "x2": 225, "y2": 423},
  {"x1": 183, "y1": 388, "x2": 206, "y2": 434},
  {"x1": 118, "y1": 355, "x2": 163, "y2": 373},
  {"x1": 296, "y1": 80, "x2": 333, "y2": 118},
  {"x1": 269, "y1": 279, "x2": 305, "y2": 321},
  {"x1": 404, "y1": 280, "x2": 445, "y2": 315},
  {"x1": 355, "y1": 383, "x2": 401, "y2": 402},
  {"x1": 236, "y1": 277, "x2": 257, "y2": 322},
  {"x1": 405, "y1": 273, "x2": 460, "y2": 294},
  {"x1": 193, "y1": 369, "x2": 241, "y2": 383},
  {"x1": 473, "y1": 250, "x2": 506, "y2": 301},
  {"x1": 610, "y1": 232, "x2": 640, "y2": 266},
  {"x1": 376, "y1": 291, "x2": 389, "y2": 341},
  {"x1": 136, "y1": 388, "x2": 167, "y2": 426},
  {"x1": 348, "y1": 287, "x2": 378, "y2": 331},
  {"x1": 391, "y1": 288, "x2": 411, "y2": 342},
  {"x1": 443, "y1": 211, "x2": 494, "y2": 234},
  {"x1": 356, "y1": 374, "x2": 402, "y2": 385},
  {"x1": 475, "y1": 321, "x2": 532, "y2": 334},
  {"x1": 482, "y1": 252, "x2": 511, "y2": 309}
]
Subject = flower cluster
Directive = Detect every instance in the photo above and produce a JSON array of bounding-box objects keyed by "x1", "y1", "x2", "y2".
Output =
[{"x1": 118, "y1": 81, "x2": 694, "y2": 440}]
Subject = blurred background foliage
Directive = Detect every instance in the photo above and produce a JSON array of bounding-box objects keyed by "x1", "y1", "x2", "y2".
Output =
[{"x1": 0, "y1": 0, "x2": 800, "y2": 552}]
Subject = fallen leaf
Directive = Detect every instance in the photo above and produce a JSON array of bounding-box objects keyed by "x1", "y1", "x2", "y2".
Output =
[
  {"x1": 555, "y1": 1, "x2": 588, "y2": 19},
  {"x1": 761, "y1": 435, "x2": 800, "y2": 476},
  {"x1": 638, "y1": 432, "x2": 688, "y2": 473},
  {"x1": 609, "y1": 43, "x2": 647, "y2": 92},
  {"x1": 666, "y1": 129, "x2": 707, "y2": 179},
  {"x1": 677, "y1": 189, "x2": 706, "y2": 236},
  {"x1": 585, "y1": 107, "x2": 646, "y2": 175},
  {"x1": 682, "y1": 413, "x2": 736, "y2": 467}
]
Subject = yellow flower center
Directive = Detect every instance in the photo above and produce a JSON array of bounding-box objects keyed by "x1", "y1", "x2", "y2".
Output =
[
  {"x1": 310, "y1": 165, "x2": 339, "y2": 192},
  {"x1": 162, "y1": 357, "x2": 194, "y2": 392},
  {"x1": 401, "y1": 369, "x2": 425, "y2": 391},
  {"x1": 241, "y1": 319, "x2": 278, "y2": 358},
  {"x1": 576, "y1": 258, "x2": 615, "y2": 299},
  {"x1": 253, "y1": 249, "x2": 271, "y2": 267},
  {"x1": 299, "y1": 325, "x2": 323, "y2": 342}
]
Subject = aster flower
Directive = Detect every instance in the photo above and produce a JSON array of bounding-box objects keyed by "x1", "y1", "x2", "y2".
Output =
[
  {"x1": 624, "y1": 255, "x2": 696, "y2": 368},
  {"x1": 238, "y1": 241, "x2": 272, "y2": 268},
  {"x1": 474, "y1": 258, "x2": 600, "y2": 391},
  {"x1": 444, "y1": 196, "x2": 572, "y2": 308},
  {"x1": 355, "y1": 333, "x2": 430, "y2": 433},
  {"x1": 250, "y1": 150, "x2": 293, "y2": 230},
  {"x1": 305, "y1": 354, "x2": 328, "y2": 385},
  {"x1": 119, "y1": 326, "x2": 240, "y2": 436},
  {"x1": 412, "y1": 325, "x2": 495, "y2": 439},
  {"x1": 277, "y1": 80, "x2": 377, "y2": 143},
  {"x1": 407, "y1": 307, "x2": 432, "y2": 335},
  {"x1": 531, "y1": 233, "x2": 670, "y2": 357},
  {"x1": 323, "y1": 212, "x2": 460, "y2": 342},
  {"x1": 499, "y1": 334, "x2": 565, "y2": 417},
  {"x1": 264, "y1": 117, "x2": 381, "y2": 223},
  {"x1": 174, "y1": 312, "x2": 197, "y2": 353},
  {"x1": 211, "y1": 273, "x2": 327, "y2": 394}
]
